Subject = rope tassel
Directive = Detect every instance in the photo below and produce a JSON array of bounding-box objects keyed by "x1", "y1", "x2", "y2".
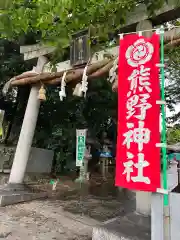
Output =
[
  {"x1": 73, "y1": 83, "x2": 83, "y2": 97},
  {"x1": 108, "y1": 57, "x2": 118, "y2": 83},
  {"x1": 59, "y1": 72, "x2": 67, "y2": 101},
  {"x1": 80, "y1": 65, "x2": 88, "y2": 97}
]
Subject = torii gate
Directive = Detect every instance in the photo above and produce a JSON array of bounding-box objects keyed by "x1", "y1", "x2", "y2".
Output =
[
  {"x1": 1, "y1": 3, "x2": 180, "y2": 239},
  {"x1": 8, "y1": 31, "x2": 180, "y2": 186},
  {"x1": 1, "y1": 1, "x2": 180, "y2": 200}
]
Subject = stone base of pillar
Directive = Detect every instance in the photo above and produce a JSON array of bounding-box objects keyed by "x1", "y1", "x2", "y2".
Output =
[
  {"x1": 75, "y1": 160, "x2": 89, "y2": 183},
  {"x1": 0, "y1": 183, "x2": 47, "y2": 207},
  {"x1": 136, "y1": 191, "x2": 151, "y2": 216},
  {"x1": 74, "y1": 176, "x2": 89, "y2": 184}
]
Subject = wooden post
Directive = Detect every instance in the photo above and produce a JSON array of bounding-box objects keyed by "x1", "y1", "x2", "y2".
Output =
[
  {"x1": 8, "y1": 56, "x2": 48, "y2": 185},
  {"x1": 75, "y1": 145, "x2": 91, "y2": 183}
]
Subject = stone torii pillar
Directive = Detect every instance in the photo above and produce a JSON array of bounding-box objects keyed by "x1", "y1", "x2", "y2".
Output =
[{"x1": 8, "y1": 56, "x2": 48, "y2": 186}]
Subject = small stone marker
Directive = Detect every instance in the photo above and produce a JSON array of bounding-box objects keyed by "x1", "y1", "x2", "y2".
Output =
[{"x1": 50, "y1": 179, "x2": 59, "y2": 191}]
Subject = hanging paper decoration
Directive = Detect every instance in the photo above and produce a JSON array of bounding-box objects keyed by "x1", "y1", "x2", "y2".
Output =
[
  {"x1": 108, "y1": 57, "x2": 118, "y2": 83},
  {"x1": 59, "y1": 72, "x2": 67, "y2": 101},
  {"x1": 73, "y1": 83, "x2": 83, "y2": 97},
  {"x1": 116, "y1": 33, "x2": 161, "y2": 192},
  {"x1": 80, "y1": 65, "x2": 88, "y2": 97},
  {"x1": 38, "y1": 85, "x2": 46, "y2": 101},
  {"x1": 0, "y1": 110, "x2": 5, "y2": 139}
]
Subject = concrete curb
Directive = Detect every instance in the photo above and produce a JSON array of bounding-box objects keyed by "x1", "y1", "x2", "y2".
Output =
[
  {"x1": 92, "y1": 212, "x2": 150, "y2": 240},
  {"x1": 0, "y1": 191, "x2": 47, "y2": 207}
]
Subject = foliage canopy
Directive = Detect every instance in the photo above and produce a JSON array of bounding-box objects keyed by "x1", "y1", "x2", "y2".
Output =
[
  {"x1": 167, "y1": 125, "x2": 180, "y2": 144},
  {"x1": 0, "y1": 0, "x2": 168, "y2": 50},
  {"x1": 166, "y1": 46, "x2": 180, "y2": 123}
]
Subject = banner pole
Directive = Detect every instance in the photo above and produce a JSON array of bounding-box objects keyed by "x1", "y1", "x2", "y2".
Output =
[
  {"x1": 160, "y1": 26, "x2": 170, "y2": 240},
  {"x1": 160, "y1": 26, "x2": 168, "y2": 206}
]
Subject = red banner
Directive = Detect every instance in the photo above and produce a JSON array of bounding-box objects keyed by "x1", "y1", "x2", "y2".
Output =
[{"x1": 115, "y1": 33, "x2": 161, "y2": 192}]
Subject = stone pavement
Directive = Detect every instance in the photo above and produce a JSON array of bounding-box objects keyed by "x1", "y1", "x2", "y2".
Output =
[
  {"x1": 92, "y1": 212, "x2": 150, "y2": 240},
  {"x1": 0, "y1": 176, "x2": 136, "y2": 239},
  {"x1": 0, "y1": 200, "x2": 99, "y2": 240}
]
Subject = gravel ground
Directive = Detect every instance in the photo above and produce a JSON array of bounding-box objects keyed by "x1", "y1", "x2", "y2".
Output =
[
  {"x1": 0, "y1": 176, "x2": 135, "y2": 239},
  {"x1": 0, "y1": 200, "x2": 97, "y2": 240}
]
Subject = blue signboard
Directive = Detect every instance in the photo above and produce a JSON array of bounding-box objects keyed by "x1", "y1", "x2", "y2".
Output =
[
  {"x1": 100, "y1": 152, "x2": 112, "y2": 158},
  {"x1": 168, "y1": 153, "x2": 180, "y2": 161}
]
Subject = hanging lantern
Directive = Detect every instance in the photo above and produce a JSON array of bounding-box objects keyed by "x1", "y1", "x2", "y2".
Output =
[{"x1": 38, "y1": 85, "x2": 46, "y2": 101}]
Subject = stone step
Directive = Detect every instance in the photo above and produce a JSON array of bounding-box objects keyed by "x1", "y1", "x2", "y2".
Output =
[
  {"x1": 0, "y1": 191, "x2": 47, "y2": 207},
  {"x1": 92, "y1": 212, "x2": 150, "y2": 240},
  {"x1": 0, "y1": 183, "x2": 47, "y2": 207}
]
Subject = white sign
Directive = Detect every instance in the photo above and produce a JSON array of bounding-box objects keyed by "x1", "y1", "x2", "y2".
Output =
[{"x1": 76, "y1": 129, "x2": 87, "y2": 166}]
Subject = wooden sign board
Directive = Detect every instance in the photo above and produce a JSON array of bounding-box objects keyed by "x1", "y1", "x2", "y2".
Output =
[
  {"x1": 70, "y1": 29, "x2": 90, "y2": 67},
  {"x1": 76, "y1": 129, "x2": 87, "y2": 167}
]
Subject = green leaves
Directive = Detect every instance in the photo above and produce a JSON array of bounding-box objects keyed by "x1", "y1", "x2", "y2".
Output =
[
  {"x1": 0, "y1": 0, "x2": 12, "y2": 9},
  {"x1": 31, "y1": 78, "x2": 117, "y2": 173},
  {"x1": 166, "y1": 46, "x2": 180, "y2": 118},
  {"x1": 0, "y1": 0, "x2": 134, "y2": 48},
  {"x1": 167, "y1": 127, "x2": 180, "y2": 144},
  {"x1": 0, "y1": 0, "x2": 170, "y2": 61}
]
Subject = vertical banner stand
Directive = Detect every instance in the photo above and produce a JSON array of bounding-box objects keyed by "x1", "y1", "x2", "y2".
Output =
[
  {"x1": 151, "y1": 26, "x2": 169, "y2": 240},
  {"x1": 160, "y1": 27, "x2": 168, "y2": 206},
  {"x1": 160, "y1": 26, "x2": 170, "y2": 240}
]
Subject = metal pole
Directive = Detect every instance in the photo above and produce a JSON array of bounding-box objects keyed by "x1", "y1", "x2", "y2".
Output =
[{"x1": 159, "y1": 26, "x2": 170, "y2": 240}]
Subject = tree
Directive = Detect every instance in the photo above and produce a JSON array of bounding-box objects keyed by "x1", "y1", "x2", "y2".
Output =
[
  {"x1": 0, "y1": 39, "x2": 33, "y2": 88},
  {"x1": 0, "y1": 39, "x2": 33, "y2": 144},
  {"x1": 0, "y1": 1, "x2": 170, "y2": 55},
  {"x1": 166, "y1": 47, "x2": 180, "y2": 121},
  {"x1": 165, "y1": 19, "x2": 180, "y2": 123},
  {"x1": 167, "y1": 125, "x2": 180, "y2": 144},
  {"x1": 33, "y1": 78, "x2": 117, "y2": 172}
]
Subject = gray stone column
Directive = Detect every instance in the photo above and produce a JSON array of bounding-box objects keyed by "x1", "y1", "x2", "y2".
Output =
[
  {"x1": 8, "y1": 56, "x2": 48, "y2": 184},
  {"x1": 136, "y1": 191, "x2": 151, "y2": 215},
  {"x1": 151, "y1": 193, "x2": 164, "y2": 240}
]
